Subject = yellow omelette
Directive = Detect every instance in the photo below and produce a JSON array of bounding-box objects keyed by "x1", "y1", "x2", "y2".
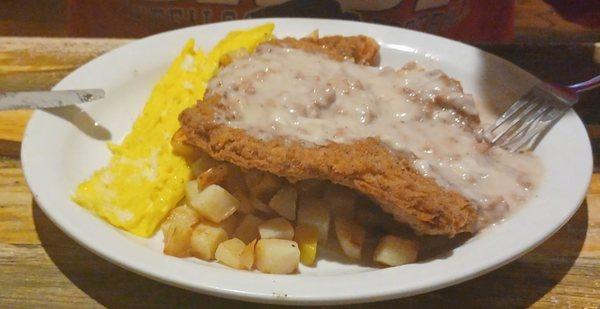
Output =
[{"x1": 72, "y1": 24, "x2": 274, "y2": 237}]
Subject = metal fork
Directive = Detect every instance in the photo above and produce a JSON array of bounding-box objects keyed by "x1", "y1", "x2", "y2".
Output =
[{"x1": 483, "y1": 75, "x2": 600, "y2": 152}]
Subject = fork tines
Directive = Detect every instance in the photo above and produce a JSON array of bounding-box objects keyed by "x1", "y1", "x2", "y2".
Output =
[{"x1": 483, "y1": 85, "x2": 572, "y2": 152}]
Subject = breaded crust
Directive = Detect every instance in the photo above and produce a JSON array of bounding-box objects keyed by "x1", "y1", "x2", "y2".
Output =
[
  {"x1": 179, "y1": 36, "x2": 477, "y2": 236},
  {"x1": 271, "y1": 35, "x2": 380, "y2": 65}
]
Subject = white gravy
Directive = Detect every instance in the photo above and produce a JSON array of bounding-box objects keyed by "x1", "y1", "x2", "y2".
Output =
[{"x1": 208, "y1": 45, "x2": 542, "y2": 228}]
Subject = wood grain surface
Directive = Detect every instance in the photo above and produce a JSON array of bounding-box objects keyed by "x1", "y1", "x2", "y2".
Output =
[
  {"x1": 1, "y1": 13, "x2": 599, "y2": 309},
  {"x1": 0, "y1": 37, "x2": 128, "y2": 156}
]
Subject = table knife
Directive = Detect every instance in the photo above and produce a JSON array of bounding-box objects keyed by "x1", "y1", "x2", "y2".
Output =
[{"x1": 0, "y1": 89, "x2": 105, "y2": 111}]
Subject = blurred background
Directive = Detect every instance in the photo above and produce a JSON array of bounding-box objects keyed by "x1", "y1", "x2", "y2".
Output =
[{"x1": 0, "y1": 0, "x2": 598, "y2": 43}]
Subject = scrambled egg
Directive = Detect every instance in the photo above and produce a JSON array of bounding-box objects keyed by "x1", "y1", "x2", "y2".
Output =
[{"x1": 72, "y1": 24, "x2": 274, "y2": 237}]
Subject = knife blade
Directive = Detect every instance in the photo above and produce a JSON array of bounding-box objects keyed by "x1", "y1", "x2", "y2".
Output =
[{"x1": 0, "y1": 89, "x2": 105, "y2": 111}]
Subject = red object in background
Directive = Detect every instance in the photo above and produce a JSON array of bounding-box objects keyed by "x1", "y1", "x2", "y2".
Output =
[
  {"x1": 544, "y1": 0, "x2": 600, "y2": 28},
  {"x1": 67, "y1": 0, "x2": 514, "y2": 43}
]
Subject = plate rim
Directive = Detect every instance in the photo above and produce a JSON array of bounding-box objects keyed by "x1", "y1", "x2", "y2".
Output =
[{"x1": 21, "y1": 18, "x2": 593, "y2": 305}]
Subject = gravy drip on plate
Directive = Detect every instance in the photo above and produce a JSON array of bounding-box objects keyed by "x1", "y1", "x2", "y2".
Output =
[{"x1": 208, "y1": 44, "x2": 542, "y2": 228}]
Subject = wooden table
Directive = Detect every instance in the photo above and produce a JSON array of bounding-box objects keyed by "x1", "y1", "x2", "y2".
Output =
[{"x1": 0, "y1": 36, "x2": 599, "y2": 307}]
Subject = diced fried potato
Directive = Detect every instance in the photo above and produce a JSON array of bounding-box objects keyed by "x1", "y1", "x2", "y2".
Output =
[
  {"x1": 219, "y1": 213, "x2": 241, "y2": 236},
  {"x1": 334, "y1": 217, "x2": 366, "y2": 260},
  {"x1": 233, "y1": 214, "x2": 264, "y2": 244},
  {"x1": 297, "y1": 197, "x2": 330, "y2": 243},
  {"x1": 197, "y1": 164, "x2": 229, "y2": 191},
  {"x1": 170, "y1": 129, "x2": 200, "y2": 161},
  {"x1": 250, "y1": 196, "x2": 275, "y2": 215},
  {"x1": 185, "y1": 180, "x2": 200, "y2": 202},
  {"x1": 324, "y1": 185, "x2": 356, "y2": 219},
  {"x1": 259, "y1": 217, "x2": 294, "y2": 240},
  {"x1": 373, "y1": 235, "x2": 418, "y2": 266},
  {"x1": 161, "y1": 205, "x2": 199, "y2": 236},
  {"x1": 187, "y1": 184, "x2": 239, "y2": 223},
  {"x1": 162, "y1": 205, "x2": 199, "y2": 257},
  {"x1": 190, "y1": 222, "x2": 228, "y2": 260},
  {"x1": 215, "y1": 238, "x2": 246, "y2": 269},
  {"x1": 294, "y1": 224, "x2": 319, "y2": 266},
  {"x1": 189, "y1": 152, "x2": 219, "y2": 177},
  {"x1": 269, "y1": 186, "x2": 297, "y2": 220},
  {"x1": 247, "y1": 171, "x2": 282, "y2": 199},
  {"x1": 240, "y1": 239, "x2": 257, "y2": 270},
  {"x1": 231, "y1": 190, "x2": 254, "y2": 214},
  {"x1": 163, "y1": 224, "x2": 193, "y2": 257},
  {"x1": 255, "y1": 239, "x2": 300, "y2": 274}
]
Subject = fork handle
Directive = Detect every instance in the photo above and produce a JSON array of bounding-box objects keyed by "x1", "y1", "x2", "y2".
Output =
[{"x1": 567, "y1": 75, "x2": 600, "y2": 93}]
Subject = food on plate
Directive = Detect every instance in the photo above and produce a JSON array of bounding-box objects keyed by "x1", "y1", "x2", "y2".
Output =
[
  {"x1": 71, "y1": 24, "x2": 274, "y2": 237},
  {"x1": 186, "y1": 183, "x2": 239, "y2": 223},
  {"x1": 196, "y1": 164, "x2": 230, "y2": 190},
  {"x1": 255, "y1": 239, "x2": 301, "y2": 274},
  {"x1": 190, "y1": 222, "x2": 229, "y2": 260},
  {"x1": 179, "y1": 35, "x2": 542, "y2": 236},
  {"x1": 161, "y1": 205, "x2": 200, "y2": 237},
  {"x1": 233, "y1": 213, "x2": 264, "y2": 244},
  {"x1": 215, "y1": 238, "x2": 248, "y2": 269},
  {"x1": 268, "y1": 185, "x2": 298, "y2": 220},
  {"x1": 189, "y1": 149, "x2": 220, "y2": 177},
  {"x1": 373, "y1": 235, "x2": 418, "y2": 267},
  {"x1": 240, "y1": 239, "x2": 258, "y2": 270},
  {"x1": 297, "y1": 197, "x2": 330, "y2": 243},
  {"x1": 258, "y1": 217, "x2": 295, "y2": 240},
  {"x1": 334, "y1": 217, "x2": 366, "y2": 260},
  {"x1": 72, "y1": 23, "x2": 543, "y2": 274},
  {"x1": 171, "y1": 29, "x2": 543, "y2": 272},
  {"x1": 219, "y1": 213, "x2": 242, "y2": 236},
  {"x1": 162, "y1": 205, "x2": 200, "y2": 257},
  {"x1": 294, "y1": 225, "x2": 319, "y2": 266}
]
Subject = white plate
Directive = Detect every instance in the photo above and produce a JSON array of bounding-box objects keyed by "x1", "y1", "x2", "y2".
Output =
[{"x1": 21, "y1": 18, "x2": 593, "y2": 305}]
